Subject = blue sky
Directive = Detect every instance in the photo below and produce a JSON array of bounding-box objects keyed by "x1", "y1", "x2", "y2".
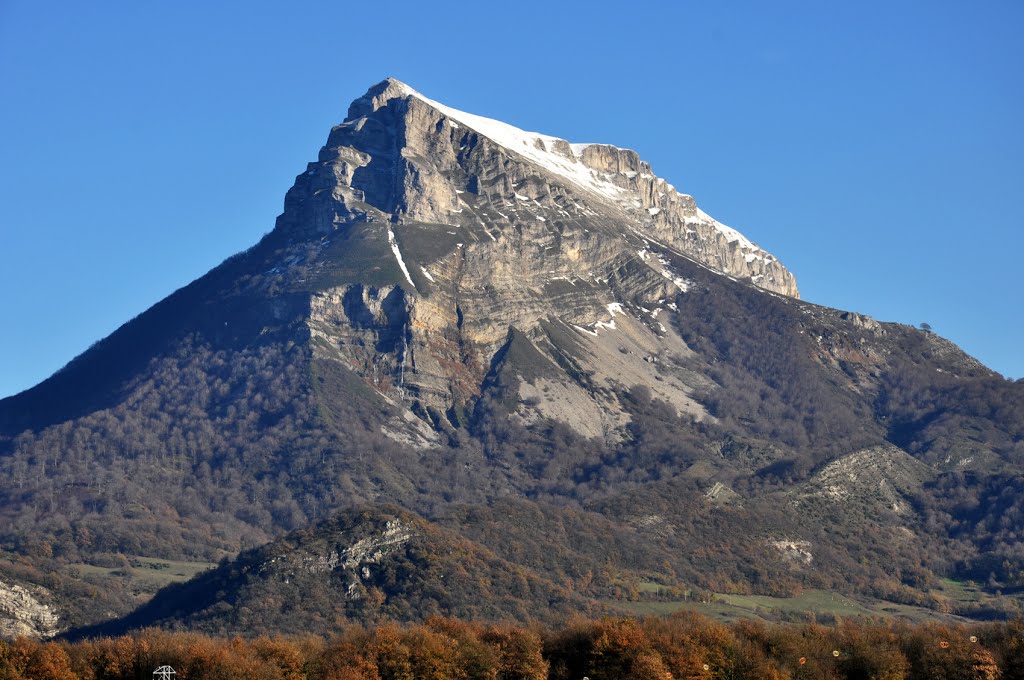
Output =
[{"x1": 1, "y1": 0, "x2": 1022, "y2": 398}]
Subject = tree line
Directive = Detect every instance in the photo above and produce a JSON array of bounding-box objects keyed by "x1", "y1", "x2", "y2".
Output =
[{"x1": 2, "y1": 613, "x2": 1021, "y2": 679}]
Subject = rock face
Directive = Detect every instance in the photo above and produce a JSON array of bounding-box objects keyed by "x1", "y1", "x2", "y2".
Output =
[
  {"x1": 258, "y1": 517, "x2": 415, "y2": 601},
  {"x1": 0, "y1": 580, "x2": 60, "y2": 640},
  {"x1": 797, "y1": 445, "x2": 934, "y2": 517},
  {"x1": 281, "y1": 78, "x2": 796, "y2": 295},
  {"x1": 285, "y1": 78, "x2": 796, "y2": 432}
]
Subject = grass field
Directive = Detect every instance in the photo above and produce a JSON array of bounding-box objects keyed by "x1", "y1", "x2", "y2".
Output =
[
  {"x1": 70, "y1": 556, "x2": 216, "y2": 594},
  {"x1": 610, "y1": 599, "x2": 766, "y2": 623},
  {"x1": 607, "y1": 587, "x2": 973, "y2": 624},
  {"x1": 935, "y1": 578, "x2": 984, "y2": 603},
  {"x1": 716, "y1": 590, "x2": 878, "y2": 617}
]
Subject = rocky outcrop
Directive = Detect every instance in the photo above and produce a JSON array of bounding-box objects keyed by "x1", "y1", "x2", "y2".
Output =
[
  {"x1": 796, "y1": 445, "x2": 935, "y2": 516},
  {"x1": 259, "y1": 517, "x2": 415, "y2": 601},
  {"x1": 571, "y1": 142, "x2": 799, "y2": 297},
  {"x1": 771, "y1": 539, "x2": 813, "y2": 565},
  {"x1": 0, "y1": 580, "x2": 60, "y2": 640}
]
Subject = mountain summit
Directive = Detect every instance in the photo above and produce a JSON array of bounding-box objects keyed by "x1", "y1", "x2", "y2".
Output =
[
  {"x1": 262, "y1": 77, "x2": 799, "y2": 433},
  {"x1": 279, "y1": 78, "x2": 797, "y2": 295},
  {"x1": 1, "y1": 79, "x2": 1021, "y2": 636}
]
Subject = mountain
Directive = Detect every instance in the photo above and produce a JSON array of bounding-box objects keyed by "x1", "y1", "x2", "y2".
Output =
[{"x1": 1, "y1": 79, "x2": 1022, "y2": 636}]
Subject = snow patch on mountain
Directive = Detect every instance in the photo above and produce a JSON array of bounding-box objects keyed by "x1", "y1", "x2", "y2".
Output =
[
  {"x1": 656, "y1": 254, "x2": 694, "y2": 293},
  {"x1": 391, "y1": 81, "x2": 781, "y2": 274},
  {"x1": 394, "y1": 81, "x2": 628, "y2": 201}
]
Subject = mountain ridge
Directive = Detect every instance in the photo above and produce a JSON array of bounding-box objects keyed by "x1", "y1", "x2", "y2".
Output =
[{"x1": 64, "y1": 505, "x2": 597, "y2": 638}]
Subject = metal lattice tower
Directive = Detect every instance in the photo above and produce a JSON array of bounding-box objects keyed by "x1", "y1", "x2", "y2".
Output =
[{"x1": 153, "y1": 666, "x2": 176, "y2": 680}]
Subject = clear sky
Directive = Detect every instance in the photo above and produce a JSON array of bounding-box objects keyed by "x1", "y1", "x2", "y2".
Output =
[{"x1": 1, "y1": 0, "x2": 1022, "y2": 399}]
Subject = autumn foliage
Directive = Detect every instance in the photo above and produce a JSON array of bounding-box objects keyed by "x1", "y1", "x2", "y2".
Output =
[{"x1": 1, "y1": 614, "x2": 1021, "y2": 679}]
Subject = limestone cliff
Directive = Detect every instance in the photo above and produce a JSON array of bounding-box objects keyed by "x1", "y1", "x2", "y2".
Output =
[
  {"x1": 273, "y1": 79, "x2": 796, "y2": 433},
  {"x1": 0, "y1": 580, "x2": 59, "y2": 640}
]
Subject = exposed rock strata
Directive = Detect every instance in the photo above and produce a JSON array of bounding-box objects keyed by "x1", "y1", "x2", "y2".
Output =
[
  {"x1": 0, "y1": 580, "x2": 59, "y2": 640},
  {"x1": 281, "y1": 79, "x2": 797, "y2": 433}
]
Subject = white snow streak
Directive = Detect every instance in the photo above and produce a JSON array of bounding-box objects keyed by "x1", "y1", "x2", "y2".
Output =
[
  {"x1": 387, "y1": 228, "x2": 416, "y2": 289},
  {"x1": 572, "y1": 324, "x2": 599, "y2": 337},
  {"x1": 693, "y1": 208, "x2": 758, "y2": 252}
]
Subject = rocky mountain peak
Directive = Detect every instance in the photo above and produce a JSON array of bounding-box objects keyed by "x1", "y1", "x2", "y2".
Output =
[
  {"x1": 277, "y1": 78, "x2": 799, "y2": 300},
  {"x1": 253, "y1": 79, "x2": 805, "y2": 433}
]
